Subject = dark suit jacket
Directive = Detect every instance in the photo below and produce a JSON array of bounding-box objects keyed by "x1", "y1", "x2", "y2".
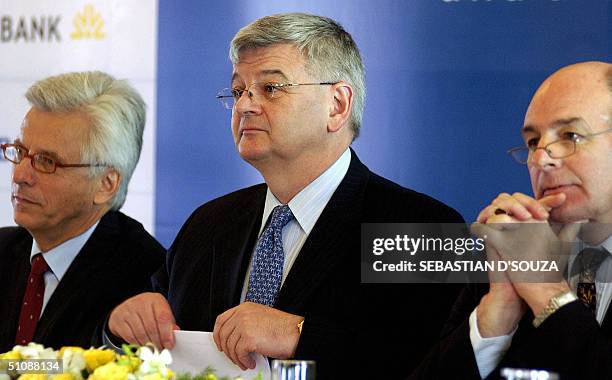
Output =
[
  {"x1": 411, "y1": 283, "x2": 612, "y2": 380},
  {"x1": 152, "y1": 151, "x2": 464, "y2": 379},
  {"x1": 0, "y1": 211, "x2": 165, "y2": 352}
]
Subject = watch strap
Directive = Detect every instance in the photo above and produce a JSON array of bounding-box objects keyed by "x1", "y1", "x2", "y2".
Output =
[{"x1": 533, "y1": 290, "x2": 578, "y2": 328}]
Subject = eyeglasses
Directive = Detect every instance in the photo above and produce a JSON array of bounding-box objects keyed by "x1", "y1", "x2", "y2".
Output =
[
  {"x1": 216, "y1": 82, "x2": 338, "y2": 110},
  {"x1": 1, "y1": 143, "x2": 107, "y2": 174},
  {"x1": 507, "y1": 127, "x2": 612, "y2": 164}
]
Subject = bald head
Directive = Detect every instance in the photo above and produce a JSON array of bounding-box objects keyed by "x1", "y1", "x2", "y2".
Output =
[
  {"x1": 543, "y1": 60, "x2": 611, "y2": 83},
  {"x1": 526, "y1": 61, "x2": 612, "y2": 132},
  {"x1": 522, "y1": 61, "x2": 612, "y2": 224}
]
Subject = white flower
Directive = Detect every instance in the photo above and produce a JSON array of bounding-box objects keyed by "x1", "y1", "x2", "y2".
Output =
[
  {"x1": 13, "y1": 343, "x2": 56, "y2": 360},
  {"x1": 138, "y1": 346, "x2": 172, "y2": 366},
  {"x1": 134, "y1": 346, "x2": 173, "y2": 379},
  {"x1": 61, "y1": 348, "x2": 87, "y2": 380}
]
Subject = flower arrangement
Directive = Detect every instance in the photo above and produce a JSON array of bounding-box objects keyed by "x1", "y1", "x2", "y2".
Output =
[{"x1": 0, "y1": 344, "x2": 261, "y2": 380}]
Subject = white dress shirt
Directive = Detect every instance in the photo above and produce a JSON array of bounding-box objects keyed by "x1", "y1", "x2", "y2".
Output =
[
  {"x1": 470, "y1": 236, "x2": 612, "y2": 378},
  {"x1": 30, "y1": 222, "x2": 99, "y2": 318},
  {"x1": 240, "y1": 148, "x2": 351, "y2": 302},
  {"x1": 104, "y1": 149, "x2": 351, "y2": 349}
]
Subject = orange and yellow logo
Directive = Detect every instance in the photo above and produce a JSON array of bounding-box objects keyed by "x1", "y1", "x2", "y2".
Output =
[{"x1": 71, "y1": 5, "x2": 105, "y2": 40}]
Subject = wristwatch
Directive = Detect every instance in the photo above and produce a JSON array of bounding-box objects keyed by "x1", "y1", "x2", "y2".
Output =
[{"x1": 532, "y1": 290, "x2": 578, "y2": 328}]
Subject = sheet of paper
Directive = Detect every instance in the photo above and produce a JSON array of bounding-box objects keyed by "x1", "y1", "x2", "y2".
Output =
[{"x1": 169, "y1": 330, "x2": 270, "y2": 379}]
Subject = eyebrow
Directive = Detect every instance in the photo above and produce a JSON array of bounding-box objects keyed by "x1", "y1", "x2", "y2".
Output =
[
  {"x1": 521, "y1": 117, "x2": 587, "y2": 136},
  {"x1": 14, "y1": 138, "x2": 63, "y2": 161},
  {"x1": 231, "y1": 69, "x2": 290, "y2": 85}
]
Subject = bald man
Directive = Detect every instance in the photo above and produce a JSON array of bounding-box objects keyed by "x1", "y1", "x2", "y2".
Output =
[{"x1": 413, "y1": 62, "x2": 612, "y2": 380}]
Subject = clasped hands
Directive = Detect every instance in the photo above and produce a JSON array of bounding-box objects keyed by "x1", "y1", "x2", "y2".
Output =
[
  {"x1": 108, "y1": 294, "x2": 303, "y2": 370},
  {"x1": 471, "y1": 192, "x2": 581, "y2": 337}
]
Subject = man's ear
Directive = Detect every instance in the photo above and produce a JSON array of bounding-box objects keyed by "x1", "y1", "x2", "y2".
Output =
[
  {"x1": 327, "y1": 82, "x2": 353, "y2": 133},
  {"x1": 94, "y1": 169, "x2": 121, "y2": 206}
]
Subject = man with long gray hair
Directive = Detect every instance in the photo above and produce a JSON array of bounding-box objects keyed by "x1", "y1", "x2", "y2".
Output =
[
  {"x1": 109, "y1": 13, "x2": 463, "y2": 379},
  {"x1": 0, "y1": 71, "x2": 165, "y2": 351}
]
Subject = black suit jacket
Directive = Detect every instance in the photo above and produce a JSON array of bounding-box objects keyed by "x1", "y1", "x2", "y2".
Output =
[
  {"x1": 411, "y1": 283, "x2": 612, "y2": 380},
  {"x1": 0, "y1": 211, "x2": 165, "y2": 352},
  {"x1": 153, "y1": 151, "x2": 464, "y2": 379}
]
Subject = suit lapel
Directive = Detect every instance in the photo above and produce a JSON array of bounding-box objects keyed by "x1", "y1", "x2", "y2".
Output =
[
  {"x1": 601, "y1": 301, "x2": 612, "y2": 335},
  {"x1": 34, "y1": 212, "x2": 121, "y2": 342},
  {"x1": 207, "y1": 189, "x2": 266, "y2": 322},
  {"x1": 275, "y1": 151, "x2": 369, "y2": 311},
  {"x1": 0, "y1": 229, "x2": 32, "y2": 350}
]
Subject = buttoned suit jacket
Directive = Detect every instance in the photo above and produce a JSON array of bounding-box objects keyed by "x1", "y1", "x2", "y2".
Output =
[
  {"x1": 410, "y1": 283, "x2": 612, "y2": 379},
  {"x1": 152, "y1": 151, "x2": 465, "y2": 380},
  {"x1": 0, "y1": 211, "x2": 165, "y2": 352}
]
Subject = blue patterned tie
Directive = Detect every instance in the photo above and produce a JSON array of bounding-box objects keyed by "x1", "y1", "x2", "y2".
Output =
[{"x1": 246, "y1": 205, "x2": 294, "y2": 306}]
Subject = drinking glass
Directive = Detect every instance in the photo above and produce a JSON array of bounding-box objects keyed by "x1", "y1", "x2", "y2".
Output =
[{"x1": 271, "y1": 360, "x2": 315, "y2": 380}]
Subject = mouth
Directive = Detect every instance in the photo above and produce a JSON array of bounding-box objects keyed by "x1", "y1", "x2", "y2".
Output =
[
  {"x1": 239, "y1": 127, "x2": 266, "y2": 136},
  {"x1": 540, "y1": 184, "x2": 577, "y2": 197},
  {"x1": 12, "y1": 194, "x2": 38, "y2": 206}
]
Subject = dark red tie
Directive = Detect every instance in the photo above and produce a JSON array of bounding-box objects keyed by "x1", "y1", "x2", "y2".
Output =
[
  {"x1": 576, "y1": 247, "x2": 608, "y2": 315},
  {"x1": 15, "y1": 254, "x2": 49, "y2": 345}
]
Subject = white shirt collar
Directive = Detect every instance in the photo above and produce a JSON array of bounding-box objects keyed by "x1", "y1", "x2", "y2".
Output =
[
  {"x1": 576, "y1": 235, "x2": 612, "y2": 257},
  {"x1": 30, "y1": 221, "x2": 99, "y2": 281},
  {"x1": 601, "y1": 235, "x2": 612, "y2": 254},
  {"x1": 260, "y1": 148, "x2": 351, "y2": 235}
]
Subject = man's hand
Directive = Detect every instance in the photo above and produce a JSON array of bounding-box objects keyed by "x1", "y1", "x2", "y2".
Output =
[
  {"x1": 213, "y1": 302, "x2": 303, "y2": 370},
  {"x1": 472, "y1": 192, "x2": 585, "y2": 320},
  {"x1": 472, "y1": 193, "x2": 565, "y2": 338},
  {"x1": 476, "y1": 244, "x2": 527, "y2": 337},
  {"x1": 109, "y1": 292, "x2": 179, "y2": 349},
  {"x1": 477, "y1": 193, "x2": 565, "y2": 224}
]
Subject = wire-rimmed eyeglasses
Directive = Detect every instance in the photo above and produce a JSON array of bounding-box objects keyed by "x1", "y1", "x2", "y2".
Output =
[
  {"x1": 216, "y1": 82, "x2": 338, "y2": 110},
  {"x1": 1, "y1": 143, "x2": 107, "y2": 174},
  {"x1": 507, "y1": 127, "x2": 612, "y2": 164}
]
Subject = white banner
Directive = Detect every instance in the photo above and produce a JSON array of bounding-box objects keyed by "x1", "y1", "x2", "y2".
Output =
[{"x1": 0, "y1": 0, "x2": 158, "y2": 233}]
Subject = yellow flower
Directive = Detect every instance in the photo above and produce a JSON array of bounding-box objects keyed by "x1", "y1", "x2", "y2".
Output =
[
  {"x1": 82, "y1": 349, "x2": 116, "y2": 372},
  {"x1": 16, "y1": 375, "x2": 47, "y2": 380},
  {"x1": 0, "y1": 350, "x2": 21, "y2": 360},
  {"x1": 116, "y1": 355, "x2": 141, "y2": 372},
  {"x1": 50, "y1": 374, "x2": 74, "y2": 380},
  {"x1": 89, "y1": 362, "x2": 130, "y2": 380}
]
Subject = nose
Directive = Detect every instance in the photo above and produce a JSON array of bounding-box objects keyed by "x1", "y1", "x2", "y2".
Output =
[
  {"x1": 529, "y1": 143, "x2": 562, "y2": 171},
  {"x1": 234, "y1": 89, "x2": 262, "y2": 116},
  {"x1": 12, "y1": 157, "x2": 36, "y2": 186}
]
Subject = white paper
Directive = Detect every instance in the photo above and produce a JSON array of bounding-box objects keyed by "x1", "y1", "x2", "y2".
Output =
[{"x1": 169, "y1": 330, "x2": 271, "y2": 379}]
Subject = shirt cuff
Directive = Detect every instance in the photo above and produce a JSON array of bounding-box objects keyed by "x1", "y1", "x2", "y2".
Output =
[
  {"x1": 102, "y1": 317, "x2": 125, "y2": 352},
  {"x1": 469, "y1": 307, "x2": 516, "y2": 379}
]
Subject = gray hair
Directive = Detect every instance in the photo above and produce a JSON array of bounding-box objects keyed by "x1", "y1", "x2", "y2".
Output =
[
  {"x1": 230, "y1": 12, "x2": 365, "y2": 139},
  {"x1": 25, "y1": 71, "x2": 146, "y2": 210}
]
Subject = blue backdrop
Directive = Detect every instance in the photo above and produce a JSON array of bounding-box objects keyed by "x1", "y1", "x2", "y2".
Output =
[{"x1": 155, "y1": 0, "x2": 612, "y2": 247}]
